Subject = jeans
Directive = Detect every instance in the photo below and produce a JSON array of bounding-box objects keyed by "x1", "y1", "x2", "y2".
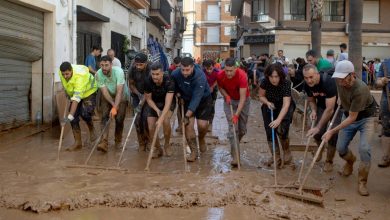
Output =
[{"x1": 337, "y1": 116, "x2": 373, "y2": 162}]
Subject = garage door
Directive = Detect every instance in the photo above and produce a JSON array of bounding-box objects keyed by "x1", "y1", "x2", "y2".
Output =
[
  {"x1": 362, "y1": 46, "x2": 390, "y2": 61},
  {"x1": 283, "y1": 44, "x2": 310, "y2": 61},
  {"x1": 0, "y1": 0, "x2": 43, "y2": 130}
]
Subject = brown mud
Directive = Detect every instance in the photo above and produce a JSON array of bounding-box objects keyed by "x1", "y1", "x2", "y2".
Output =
[{"x1": 0, "y1": 98, "x2": 389, "y2": 219}]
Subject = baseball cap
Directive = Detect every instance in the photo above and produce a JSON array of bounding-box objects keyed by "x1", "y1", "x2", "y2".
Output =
[
  {"x1": 326, "y1": 49, "x2": 334, "y2": 56},
  {"x1": 332, "y1": 60, "x2": 354, "y2": 79},
  {"x1": 134, "y1": 53, "x2": 148, "y2": 63}
]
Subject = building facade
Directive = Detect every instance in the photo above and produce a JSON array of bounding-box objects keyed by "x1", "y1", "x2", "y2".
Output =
[
  {"x1": 0, "y1": 0, "x2": 150, "y2": 131},
  {"x1": 231, "y1": 0, "x2": 390, "y2": 61},
  {"x1": 183, "y1": 0, "x2": 236, "y2": 60}
]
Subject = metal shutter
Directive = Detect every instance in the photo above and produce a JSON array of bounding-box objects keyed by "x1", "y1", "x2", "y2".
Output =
[{"x1": 0, "y1": 0, "x2": 43, "y2": 130}]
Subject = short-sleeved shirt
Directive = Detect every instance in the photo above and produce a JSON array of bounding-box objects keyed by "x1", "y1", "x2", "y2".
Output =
[
  {"x1": 96, "y1": 66, "x2": 129, "y2": 99},
  {"x1": 316, "y1": 58, "x2": 333, "y2": 72},
  {"x1": 304, "y1": 73, "x2": 337, "y2": 109},
  {"x1": 338, "y1": 78, "x2": 375, "y2": 121},
  {"x1": 128, "y1": 63, "x2": 151, "y2": 94},
  {"x1": 144, "y1": 74, "x2": 176, "y2": 109},
  {"x1": 217, "y1": 68, "x2": 250, "y2": 100},
  {"x1": 338, "y1": 52, "x2": 348, "y2": 62},
  {"x1": 85, "y1": 54, "x2": 96, "y2": 72},
  {"x1": 260, "y1": 79, "x2": 291, "y2": 110},
  {"x1": 204, "y1": 68, "x2": 219, "y2": 88}
]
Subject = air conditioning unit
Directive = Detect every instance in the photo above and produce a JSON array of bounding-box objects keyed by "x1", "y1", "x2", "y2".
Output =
[
  {"x1": 345, "y1": 23, "x2": 349, "y2": 35},
  {"x1": 222, "y1": 46, "x2": 228, "y2": 52}
]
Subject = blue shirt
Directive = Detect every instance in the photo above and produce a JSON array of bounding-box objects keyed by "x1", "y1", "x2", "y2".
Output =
[
  {"x1": 171, "y1": 65, "x2": 211, "y2": 113},
  {"x1": 377, "y1": 59, "x2": 390, "y2": 96},
  {"x1": 85, "y1": 54, "x2": 96, "y2": 71}
]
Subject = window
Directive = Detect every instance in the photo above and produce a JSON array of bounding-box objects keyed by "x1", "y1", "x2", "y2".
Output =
[
  {"x1": 323, "y1": 0, "x2": 345, "y2": 22},
  {"x1": 207, "y1": 5, "x2": 220, "y2": 21},
  {"x1": 363, "y1": 0, "x2": 379, "y2": 23},
  {"x1": 225, "y1": 3, "x2": 231, "y2": 13},
  {"x1": 284, "y1": 0, "x2": 306, "y2": 21},
  {"x1": 252, "y1": 0, "x2": 269, "y2": 22},
  {"x1": 224, "y1": 26, "x2": 231, "y2": 36},
  {"x1": 207, "y1": 27, "x2": 220, "y2": 43}
]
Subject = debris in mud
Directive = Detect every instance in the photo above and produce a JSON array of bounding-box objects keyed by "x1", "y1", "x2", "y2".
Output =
[
  {"x1": 334, "y1": 197, "x2": 346, "y2": 202},
  {"x1": 251, "y1": 185, "x2": 264, "y2": 194}
]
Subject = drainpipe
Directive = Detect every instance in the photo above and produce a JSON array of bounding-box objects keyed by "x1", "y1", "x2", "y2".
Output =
[{"x1": 72, "y1": 0, "x2": 77, "y2": 64}]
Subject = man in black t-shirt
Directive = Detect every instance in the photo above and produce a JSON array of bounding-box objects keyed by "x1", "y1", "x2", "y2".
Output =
[
  {"x1": 303, "y1": 64, "x2": 342, "y2": 172},
  {"x1": 128, "y1": 53, "x2": 151, "y2": 151},
  {"x1": 144, "y1": 62, "x2": 176, "y2": 158}
]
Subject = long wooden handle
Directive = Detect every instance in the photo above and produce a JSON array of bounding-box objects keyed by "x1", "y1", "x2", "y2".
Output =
[
  {"x1": 117, "y1": 113, "x2": 138, "y2": 167},
  {"x1": 84, "y1": 118, "x2": 111, "y2": 165},
  {"x1": 144, "y1": 122, "x2": 161, "y2": 171},
  {"x1": 301, "y1": 99, "x2": 308, "y2": 141},
  {"x1": 181, "y1": 102, "x2": 188, "y2": 172},
  {"x1": 230, "y1": 104, "x2": 240, "y2": 170},
  {"x1": 298, "y1": 104, "x2": 341, "y2": 193},
  {"x1": 297, "y1": 120, "x2": 316, "y2": 183},
  {"x1": 57, "y1": 100, "x2": 69, "y2": 161}
]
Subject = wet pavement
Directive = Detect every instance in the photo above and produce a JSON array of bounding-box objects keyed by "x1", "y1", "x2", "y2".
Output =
[{"x1": 0, "y1": 97, "x2": 389, "y2": 219}]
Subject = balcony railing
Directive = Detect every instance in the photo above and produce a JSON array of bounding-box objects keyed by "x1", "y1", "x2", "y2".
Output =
[{"x1": 150, "y1": 0, "x2": 171, "y2": 26}]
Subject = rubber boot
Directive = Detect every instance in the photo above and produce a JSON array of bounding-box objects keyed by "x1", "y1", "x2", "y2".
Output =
[
  {"x1": 164, "y1": 139, "x2": 173, "y2": 157},
  {"x1": 115, "y1": 132, "x2": 122, "y2": 149},
  {"x1": 199, "y1": 136, "x2": 207, "y2": 153},
  {"x1": 265, "y1": 141, "x2": 281, "y2": 168},
  {"x1": 66, "y1": 129, "x2": 83, "y2": 151},
  {"x1": 378, "y1": 136, "x2": 390, "y2": 168},
  {"x1": 87, "y1": 122, "x2": 97, "y2": 143},
  {"x1": 137, "y1": 131, "x2": 147, "y2": 151},
  {"x1": 152, "y1": 140, "x2": 163, "y2": 159},
  {"x1": 230, "y1": 138, "x2": 241, "y2": 167},
  {"x1": 358, "y1": 162, "x2": 370, "y2": 196},
  {"x1": 339, "y1": 150, "x2": 356, "y2": 176},
  {"x1": 323, "y1": 145, "x2": 337, "y2": 172},
  {"x1": 186, "y1": 138, "x2": 198, "y2": 162},
  {"x1": 280, "y1": 138, "x2": 292, "y2": 164}
]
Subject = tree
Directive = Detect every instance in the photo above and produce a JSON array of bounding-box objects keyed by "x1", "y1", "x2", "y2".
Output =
[
  {"x1": 349, "y1": 0, "x2": 363, "y2": 79},
  {"x1": 310, "y1": 0, "x2": 323, "y2": 57}
]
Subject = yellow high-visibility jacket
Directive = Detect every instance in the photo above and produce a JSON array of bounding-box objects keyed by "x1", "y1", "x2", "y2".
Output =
[{"x1": 59, "y1": 65, "x2": 97, "y2": 102}]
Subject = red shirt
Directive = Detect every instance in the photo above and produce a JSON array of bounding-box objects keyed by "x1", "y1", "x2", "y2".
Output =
[
  {"x1": 203, "y1": 68, "x2": 220, "y2": 88},
  {"x1": 217, "y1": 68, "x2": 250, "y2": 100}
]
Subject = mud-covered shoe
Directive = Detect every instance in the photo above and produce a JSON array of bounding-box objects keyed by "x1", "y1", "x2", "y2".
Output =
[
  {"x1": 97, "y1": 139, "x2": 108, "y2": 153},
  {"x1": 164, "y1": 143, "x2": 173, "y2": 157},
  {"x1": 378, "y1": 156, "x2": 390, "y2": 168},
  {"x1": 358, "y1": 162, "x2": 370, "y2": 196},
  {"x1": 199, "y1": 137, "x2": 207, "y2": 153},
  {"x1": 66, "y1": 129, "x2": 82, "y2": 151},
  {"x1": 186, "y1": 138, "x2": 198, "y2": 162}
]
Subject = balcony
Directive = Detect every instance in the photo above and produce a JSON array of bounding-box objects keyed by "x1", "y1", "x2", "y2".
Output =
[
  {"x1": 149, "y1": 0, "x2": 171, "y2": 27},
  {"x1": 117, "y1": 0, "x2": 149, "y2": 9}
]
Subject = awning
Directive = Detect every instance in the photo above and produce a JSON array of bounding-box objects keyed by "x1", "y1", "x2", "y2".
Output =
[{"x1": 77, "y1": 5, "x2": 110, "y2": 22}]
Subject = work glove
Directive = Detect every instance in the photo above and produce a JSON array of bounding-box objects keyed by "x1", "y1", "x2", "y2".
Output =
[
  {"x1": 135, "y1": 104, "x2": 142, "y2": 114},
  {"x1": 64, "y1": 114, "x2": 74, "y2": 124},
  {"x1": 183, "y1": 116, "x2": 190, "y2": 126},
  {"x1": 137, "y1": 93, "x2": 144, "y2": 101},
  {"x1": 225, "y1": 95, "x2": 231, "y2": 105},
  {"x1": 110, "y1": 107, "x2": 117, "y2": 118},
  {"x1": 232, "y1": 114, "x2": 239, "y2": 125},
  {"x1": 266, "y1": 101, "x2": 275, "y2": 110}
]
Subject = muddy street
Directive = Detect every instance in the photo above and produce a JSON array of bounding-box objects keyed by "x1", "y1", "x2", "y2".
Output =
[{"x1": 0, "y1": 98, "x2": 389, "y2": 220}]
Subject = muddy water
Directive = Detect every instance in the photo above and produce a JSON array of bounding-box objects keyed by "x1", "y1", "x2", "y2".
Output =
[{"x1": 0, "y1": 98, "x2": 389, "y2": 219}]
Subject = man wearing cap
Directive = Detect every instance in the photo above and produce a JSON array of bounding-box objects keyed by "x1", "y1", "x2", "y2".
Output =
[
  {"x1": 59, "y1": 62, "x2": 98, "y2": 151},
  {"x1": 128, "y1": 53, "x2": 151, "y2": 151},
  {"x1": 95, "y1": 55, "x2": 130, "y2": 152},
  {"x1": 376, "y1": 58, "x2": 390, "y2": 168},
  {"x1": 171, "y1": 57, "x2": 213, "y2": 162},
  {"x1": 306, "y1": 49, "x2": 333, "y2": 72},
  {"x1": 323, "y1": 60, "x2": 376, "y2": 196},
  {"x1": 303, "y1": 64, "x2": 342, "y2": 172}
]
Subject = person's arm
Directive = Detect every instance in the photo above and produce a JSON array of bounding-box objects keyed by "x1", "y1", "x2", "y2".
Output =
[
  {"x1": 316, "y1": 96, "x2": 336, "y2": 129},
  {"x1": 128, "y1": 79, "x2": 141, "y2": 96},
  {"x1": 145, "y1": 92, "x2": 160, "y2": 116},
  {"x1": 269, "y1": 96, "x2": 291, "y2": 128},
  {"x1": 308, "y1": 96, "x2": 317, "y2": 119},
  {"x1": 114, "y1": 84, "x2": 124, "y2": 108},
  {"x1": 88, "y1": 66, "x2": 96, "y2": 75},
  {"x1": 323, "y1": 111, "x2": 358, "y2": 142},
  {"x1": 156, "y1": 92, "x2": 174, "y2": 126},
  {"x1": 210, "y1": 81, "x2": 217, "y2": 92},
  {"x1": 186, "y1": 78, "x2": 206, "y2": 117},
  {"x1": 235, "y1": 88, "x2": 247, "y2": 116},
  {"x1": 258, "y1": 88, "x2": 274, "y2": 109},
  {"x1": 100, "y1": 86, "x2": 115, "y2": 106}
]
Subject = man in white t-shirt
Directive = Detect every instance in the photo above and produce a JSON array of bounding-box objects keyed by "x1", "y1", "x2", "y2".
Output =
[{"x1": 107, "y1": 49, "x2": 122, "y2": 68}]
